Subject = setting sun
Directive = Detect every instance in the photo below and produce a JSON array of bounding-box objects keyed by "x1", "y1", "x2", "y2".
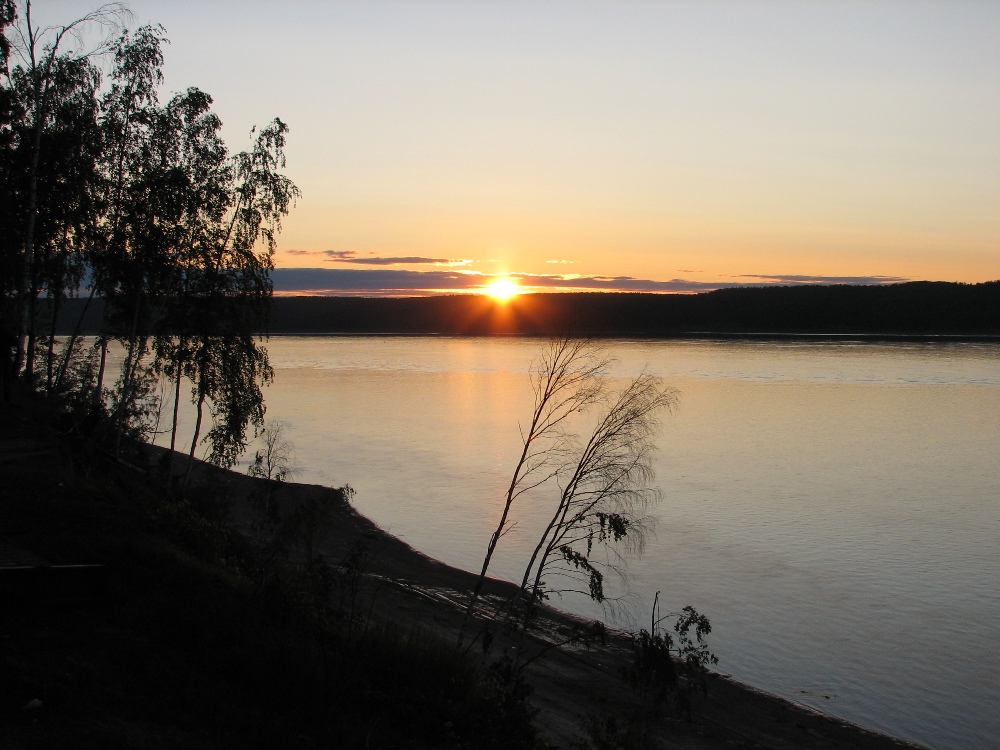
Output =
[{"x1": 485, "y1": 277, "x2": 520, "y2": 301}]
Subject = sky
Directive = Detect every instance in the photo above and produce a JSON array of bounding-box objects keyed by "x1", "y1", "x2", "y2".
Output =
[{"x1": 37, "y1": 1, "x2": 1000, "y2": 295}]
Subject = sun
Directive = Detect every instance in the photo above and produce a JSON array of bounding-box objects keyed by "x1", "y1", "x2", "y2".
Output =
[{"x1": 485, "y1": 277, "x2": 520, "y2": 301}]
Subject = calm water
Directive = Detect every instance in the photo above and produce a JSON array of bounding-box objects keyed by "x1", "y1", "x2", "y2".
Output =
[{"x1": 161, "y1": 336, "x2": 1000, "y2": 749}]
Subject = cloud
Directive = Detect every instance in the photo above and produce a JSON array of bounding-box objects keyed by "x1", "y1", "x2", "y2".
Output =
[
  {"x1": 270, "y1": 269, "x2": 909, "y2": 296},
  {"x1": 545, "y1": 259, "x2": 574, "y2": 265},
  {"x1": 337, "y1": 256, "x2": 452, "y2": 266},
  {"x1": 286, "y1": 249, "x2": 357, "y2": 260},
  {"x1": 511, "y1": 274, "x2": 739, "y2": 292},
  {"x1": 271, "y1": 268, "x2": 479, "y2": 296},
  {"x1": 284, "y1": 250, "x2": 457, "y2": 265},
  {"x1": 736, "y1": 274, "x2": 909, "y2": 285}
]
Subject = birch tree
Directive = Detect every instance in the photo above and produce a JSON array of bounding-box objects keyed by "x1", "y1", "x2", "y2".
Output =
[
  {"x1": 182, "y1": 117, "x2": 298, "y2": 483},
  {"x1": 461, "y1": 339, "x2": 676, "y2": 651},
  {"x1": 1, "y1": 6, "x2": 298, "y2": 479},
  {"x1": 516, "y1": 371, "x2": 676, "y2": 613},
  {"x1": 2, "y1": 0, "x2": 127, "y2": 383},
  {"x1": 459, "y1": 338, "x2": 610, "y2": 647}
]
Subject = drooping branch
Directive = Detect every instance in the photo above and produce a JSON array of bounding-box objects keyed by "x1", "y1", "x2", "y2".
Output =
[
  {"x1": 458, "y1": 337, "x2": 611, "y2": 649},
  {"x1": 520, "y1": 372, "x2": 675, "y2": 613}
]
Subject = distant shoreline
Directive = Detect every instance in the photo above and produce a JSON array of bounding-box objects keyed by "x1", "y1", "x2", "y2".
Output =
[
  {"x1": 52, "y1": 281, "x2": 1000, "y2": 338},
  {"x1": 263, "y1": 330, "x2": 1000, "y2": 343}
]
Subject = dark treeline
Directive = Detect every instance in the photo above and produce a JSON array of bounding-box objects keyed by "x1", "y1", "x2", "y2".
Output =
[
  {"x1": 266, "y1": 281, "x2": 998, "y2": 336},
  {"x1": 52, "y1": 280, "x2": 1000, "y2": 338}
]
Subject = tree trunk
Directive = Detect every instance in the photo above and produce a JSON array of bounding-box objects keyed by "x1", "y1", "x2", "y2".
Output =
[
  {"x1": 114, "y1": 289, "x2": 145, "y2": 455},
  {"x1": 94, "y1": 335, "x2": 108, "y2": 405},
  {"x1": 55, "y1": 286, "x2": 97, "y2": 391},
  {"x1": 184, "y1": 379, "x2": 206, "y2": 491},
  {"x1": 457, "y1": 411, "x2": 540, "y2": 650},
  {"x1": 46, "y1": 291, "x2": 63, "y2": 393},
  {"x1": 17, "y1": 125, "x2": 44, "y2": 384},
  {"x1": 167, "y1": 345, "x2": 184, "y2": 476},
  {"x1": 17, "y1": 43, "x2": 54, "y2": 385},
  {"x1": 114, "y1": 333, "x2": 148, "y2": 456}
]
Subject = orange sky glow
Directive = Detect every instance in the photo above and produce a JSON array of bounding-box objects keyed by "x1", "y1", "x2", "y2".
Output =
[{"x1": 48, "y1": 0, "x2": 1000, "y2": 296}]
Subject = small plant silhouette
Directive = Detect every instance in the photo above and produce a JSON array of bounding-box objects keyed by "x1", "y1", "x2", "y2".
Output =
[{"x1": 627, "y1": 591, "x2": 718, "y2": 722}]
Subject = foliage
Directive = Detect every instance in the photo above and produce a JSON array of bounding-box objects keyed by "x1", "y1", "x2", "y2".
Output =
[
  {"x1": 573, "y1": 593, "x2": 718, "y2": 750},
  {"x1": 2, "y1": 1, "x2": 127, "y2": 381},
  {"x1": 0, "y1": 2, "x2": 297, "y2": 476},
  {"x1": 626, "y1": 592, "x2": 718, "y2": 722},
  {"x1": 517, "y1": 369, "x2": 676, "y2": 612},
  {"x1": 460, "y1": 337, "x2": 611, "y2": 645},
  {"x1": 461, "y1": 338, "x2": 720, "y2": 744},
  {"x1": 247, "y1": 418, "x2": 294, "y2": 484},
  {"x1": 463, "y1": 338, "x2": 676, "y2": 652}
]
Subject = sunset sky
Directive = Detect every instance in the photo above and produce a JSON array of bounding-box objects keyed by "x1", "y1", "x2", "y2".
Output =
[{"x1": 44, "y1": 0, "x2": 1000, "y2": 295}]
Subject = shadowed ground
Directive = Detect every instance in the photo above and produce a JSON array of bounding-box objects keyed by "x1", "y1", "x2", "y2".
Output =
[{"x1": 0, "y1": 412, "x2": 926, "y2": 749}]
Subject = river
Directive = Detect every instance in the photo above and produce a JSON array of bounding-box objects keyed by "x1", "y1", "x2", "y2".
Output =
[{"x1": 155, "y1": 336, "x2": 999, "y2": 749}]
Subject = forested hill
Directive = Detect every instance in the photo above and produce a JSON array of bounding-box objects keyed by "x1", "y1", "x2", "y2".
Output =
[
  {"x1": 58, "y1": 281, "x2": 1000, "y2": 337},
  {"x1": 269, "y1": 281, "x2": 1000, "y2": 336}
]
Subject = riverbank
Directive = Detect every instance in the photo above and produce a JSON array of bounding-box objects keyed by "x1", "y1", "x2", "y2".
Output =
[
  {"x1": 249, "y1": 477, "x2": 927, "y2": 749},
  {"x1": 1, "y1": 406, "x2": 927, "y2": 749}
]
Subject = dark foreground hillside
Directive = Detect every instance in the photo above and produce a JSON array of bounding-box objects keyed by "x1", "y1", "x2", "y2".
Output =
[
  {"x1": 0, "y1": 405, "x2": 538, "y2": 750},
  {"x1": 1, "y1": 401, "x2": 926, "y2": 750},
  {"x1": 53, "y1": 281, "x2": 1000, "y2": 338}
]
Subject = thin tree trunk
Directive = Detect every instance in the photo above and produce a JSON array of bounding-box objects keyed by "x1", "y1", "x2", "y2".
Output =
[
  {"x1": 184, "y1": 380, "x2": 206, "y2": 491},
  {"x1": 54, "y1": 286, "x2": 97, "y2": 391},
  {"x1": 457, "y1": 401, "x2": 545, "y2": 650},
  {"x1": 17, "y1": 21, "x2": 55, "y2": 384},
  {"x1": 518, "y1": 455, "x2": 592, "y2": 603},
  {"x1": 169, "y1": 356, "x2": 183, "y2": 451},
  {"x1": 114, "y1": 332, "x2": 148, "y2": 457},
  {"x1": 120, "y1": 291, "x2": 143, "y2": 399},
  {"x1": 18, "y1": 108, "x2": 46, "y2": 385},
  {"x1": 46, "y1": 298, "x2": 59, "y2": 393},
  {"x1": 114, "y1": 291, "x2": 145, "y2": 454},
  {"x1": 94, "y1": 335, "x2": 108, "y2": 404},
  {"x1": 167, "y1": 345, "x2": 184, "y2": 476}
]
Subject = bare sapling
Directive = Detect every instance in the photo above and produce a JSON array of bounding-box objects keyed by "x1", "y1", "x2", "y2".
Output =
[
  {"x1": 245, "y1": 419, "x2": 296, "y2": 590},
  {"x1": 516, "y1": 370, "x2": 676, "y2": 618},
  {"x1": 458, "y1": 335, "x2": 685, "y2": 714},
  {"x1": 247, "y1": 418, "x2": 294, "y2": 513},
  {"x1": 458, "y1": 337, "x2": 611, "y2": 648}
]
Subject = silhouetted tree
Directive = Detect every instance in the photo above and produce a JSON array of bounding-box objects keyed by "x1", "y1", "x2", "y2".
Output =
[
  {"x1": 90, "y1": 22, "x2": 170, "y2": 434},
  {"x1": 459, "y1": 337, "x2": 610, "y2": 648},
  {"x1": 461, "y1": 339, "x2": 676, "y2": 652},
  {"x1": 150, "y1": 86, "x2": 228, "y2": 462},
  {"x1": 2, "y1": 0, "x2": 127, "y2": 384},
  {"x1": 182, "y1": 117, "x2": 298, "y2": 482},
  {"x1": 517, "y1": 371, "x2": 675, "y2": 612},
  {"x1": 1, "y1": 4, "x2": 297, "y2": 478},
  {"x1": 626, "y1": 592, "x2": 717, "y2": 724}
]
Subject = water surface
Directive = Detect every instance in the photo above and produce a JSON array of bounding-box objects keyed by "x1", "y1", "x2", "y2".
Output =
[{"x1": 166, "y1": 337, "x2": 1000, "y2": 749}]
